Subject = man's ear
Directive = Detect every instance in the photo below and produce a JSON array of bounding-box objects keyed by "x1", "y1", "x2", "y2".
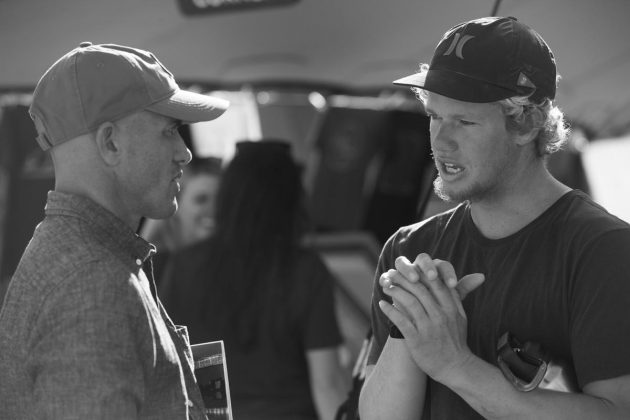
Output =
[
  {"x1": 94, "y1": 122, "x2": 122, "y2": 166},
  {"x1": 514, "y1": 127, "x2": 539, "y2": 147}
]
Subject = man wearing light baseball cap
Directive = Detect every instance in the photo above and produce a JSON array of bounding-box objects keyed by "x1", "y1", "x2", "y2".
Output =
[
  {"x1": 0, "y1": 43, "x2": 228, "y2": 419},
  {"x1": 359, "y1": 17, "x2": 630, "y2": 419}
]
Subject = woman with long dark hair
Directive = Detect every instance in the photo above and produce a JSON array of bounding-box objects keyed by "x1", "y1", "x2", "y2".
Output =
[{"x1": 159, "y1": 140, "x2": 348, "y2": 420}]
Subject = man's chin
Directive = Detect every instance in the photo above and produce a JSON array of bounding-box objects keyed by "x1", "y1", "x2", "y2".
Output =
[
  {"x1": 433, "y1": 177, "x2": 475, "y2": 203},
  {"x1": 148, "y1": 201, "x2": 178, "y2": 220},
  {"x1": 434, "y1": 177, "x2": 458, "y2": 202}
]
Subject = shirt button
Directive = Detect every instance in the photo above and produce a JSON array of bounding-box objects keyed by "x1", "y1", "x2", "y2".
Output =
[
  {"x1": 186, "y1": 400, "x2": 194, "y2": 408},
  {"x1": 135, "y1": 259, "x2": 142, "y2": 266}
]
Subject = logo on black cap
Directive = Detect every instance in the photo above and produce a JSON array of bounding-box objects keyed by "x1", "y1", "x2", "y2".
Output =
[{"x1": 443, "y1": 33, "x2": 475, "y2": 59}]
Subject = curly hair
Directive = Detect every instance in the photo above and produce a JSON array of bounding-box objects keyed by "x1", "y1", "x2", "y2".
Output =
[
  {"x1": 411, "y1": 63, "x2": 569, "y2": 157},
  {"x1": 498, "y1": 96, "x2": 569, "y2": 156}
]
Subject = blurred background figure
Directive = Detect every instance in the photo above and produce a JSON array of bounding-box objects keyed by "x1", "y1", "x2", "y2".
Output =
[
  {"x1": 141, "y1": 156, "x2": 222, "y2": 256},
  {"x1": 158, "y1": 140, "x2": 349, "y2": 420}
]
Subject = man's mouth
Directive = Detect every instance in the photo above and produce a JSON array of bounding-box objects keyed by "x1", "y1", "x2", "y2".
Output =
[{"x1": 442, "y1": 162, "x2": 464, "y2": 175}]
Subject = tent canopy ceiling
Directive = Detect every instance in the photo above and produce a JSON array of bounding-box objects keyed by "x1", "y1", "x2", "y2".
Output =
[{"x1": 1, "y1": 0, "x2": 629, "y2": 136}]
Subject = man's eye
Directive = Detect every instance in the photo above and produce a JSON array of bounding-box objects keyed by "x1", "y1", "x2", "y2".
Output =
[{"x1": 460, "y1": 119, "x2": 476, "y2": 126}]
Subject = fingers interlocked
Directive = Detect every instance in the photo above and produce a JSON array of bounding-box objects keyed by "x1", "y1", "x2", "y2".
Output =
[{"x1": 380, "y1": 254, "x2": 464, "y2": 336}]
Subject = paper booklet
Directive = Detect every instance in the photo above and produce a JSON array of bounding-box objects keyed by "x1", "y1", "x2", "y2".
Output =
[{"x1": 191, "y1": 340, "x2": 233, "y2": 420}]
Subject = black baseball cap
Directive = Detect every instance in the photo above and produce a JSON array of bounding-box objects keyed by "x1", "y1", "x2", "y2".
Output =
[{"x1": 394, "y1": 16, "x2": 557, "y2": 103}]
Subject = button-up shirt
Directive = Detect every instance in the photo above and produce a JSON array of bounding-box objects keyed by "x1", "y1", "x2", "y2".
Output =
[{"x1": 0, "y1": 191, "x2": 207, "y2": 419}]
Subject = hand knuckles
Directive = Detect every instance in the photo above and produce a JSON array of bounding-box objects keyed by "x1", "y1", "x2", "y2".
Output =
[
  {"x1": 394, "y1": 256, "x2": 410, "y2": 267},
  {"x1": 395, "y1": 255, "x2": 406, "y2": 263},
  {"x1": 379, "y1": 272, "x2": 391, "y2": 286},
  {"x1": 414, "y1": 253, "x2": 431, "y2": 265}
]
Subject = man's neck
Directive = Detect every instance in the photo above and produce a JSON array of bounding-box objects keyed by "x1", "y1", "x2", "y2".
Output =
[
  {"x1": 54, "y1": 179, "x2": 142, "y2": 233},
  {"x1": 469, "y1": 170, "x2": 572, "y2": 240}
]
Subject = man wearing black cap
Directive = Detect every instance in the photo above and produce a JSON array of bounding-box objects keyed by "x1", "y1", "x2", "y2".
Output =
[
  {"x1": 359, "y1": 17, "x2": 630, "y2": 419},
  {"x1": 0, "y1": 43, "x2": 229, "y2": 419}
]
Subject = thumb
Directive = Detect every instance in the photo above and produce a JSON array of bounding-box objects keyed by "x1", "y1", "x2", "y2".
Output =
[{"x1": 455, "y1": 273, "x2": 485, "y2": 300}]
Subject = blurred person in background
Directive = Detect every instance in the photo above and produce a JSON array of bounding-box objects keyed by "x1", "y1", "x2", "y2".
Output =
[
  {"x1": 141, "y1": 156, "x2": 222, "y2": 276},
  {"x1": 159, "y1": 140, "x2": 349, "y2": 420},
  {"x1": 0, "y1": 42, "x2": 229, "y2": 419}
]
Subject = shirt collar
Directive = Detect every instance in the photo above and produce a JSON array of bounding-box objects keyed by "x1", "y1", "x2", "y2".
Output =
[{"x1": 44, "y1": 191, "x2": 155, "y2": 265}]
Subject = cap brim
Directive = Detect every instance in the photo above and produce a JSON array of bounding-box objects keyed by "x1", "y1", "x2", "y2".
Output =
[
  {"x1": 393, "y1": 69, "x2": 517, "y2": 103},
  {"x1": 147, "y1": 89, "x2": 229, "y2": 123},
  {"x1": 393, "y1": 72, "x2": 428, "y2": 89}
]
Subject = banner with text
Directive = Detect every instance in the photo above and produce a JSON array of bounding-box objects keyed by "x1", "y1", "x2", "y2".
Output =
[{"x1": 178, "y1": 0, "x2": 300, "y2": 15}]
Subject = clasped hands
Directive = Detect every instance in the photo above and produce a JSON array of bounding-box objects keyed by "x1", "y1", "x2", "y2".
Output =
[{"x1": 378, "y1": 253, "x2": 485, "y2": 384}]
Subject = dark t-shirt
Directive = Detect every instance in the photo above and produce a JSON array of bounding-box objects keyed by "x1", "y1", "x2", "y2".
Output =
[
  {"x1": 368, "y1": 190, "x2": 630, "y2": 419},
  {"x1": 158, "y1": 240, "x2": 342, "y2": 420}
]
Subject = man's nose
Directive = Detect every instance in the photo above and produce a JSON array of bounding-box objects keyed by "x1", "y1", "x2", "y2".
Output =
[
  {"x1": 175, "y1": 135, "x2": 192, "y2": 166},
  {"x1": 431, "y1": 121, "x2": 458, "y2": 153}
]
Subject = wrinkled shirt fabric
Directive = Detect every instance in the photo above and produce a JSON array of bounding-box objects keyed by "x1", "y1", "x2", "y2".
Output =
[{"x1": 0, "y1": 191, "x2": 207, "y2": 420}]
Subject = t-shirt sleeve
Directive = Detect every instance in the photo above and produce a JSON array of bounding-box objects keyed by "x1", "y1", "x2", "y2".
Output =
[
  {"x1": 570, "y1": 227, "x2": 630, "y2": 388},
  {"x1": 300, "y1": 251, "x2": 343, "y2": 350}
]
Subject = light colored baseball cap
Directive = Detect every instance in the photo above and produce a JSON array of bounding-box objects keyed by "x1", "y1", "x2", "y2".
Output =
[{"x1": 29, "y1": 42, "x2": 229, "y2": 150}]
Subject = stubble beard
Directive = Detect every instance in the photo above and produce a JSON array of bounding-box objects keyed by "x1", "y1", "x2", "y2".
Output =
[
  {"x1": 433, "y1": 155, "x2": 515, "y2": 204},
  {"x1": 433, "y1": 174, "x2": 498, "y2": 204}
]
